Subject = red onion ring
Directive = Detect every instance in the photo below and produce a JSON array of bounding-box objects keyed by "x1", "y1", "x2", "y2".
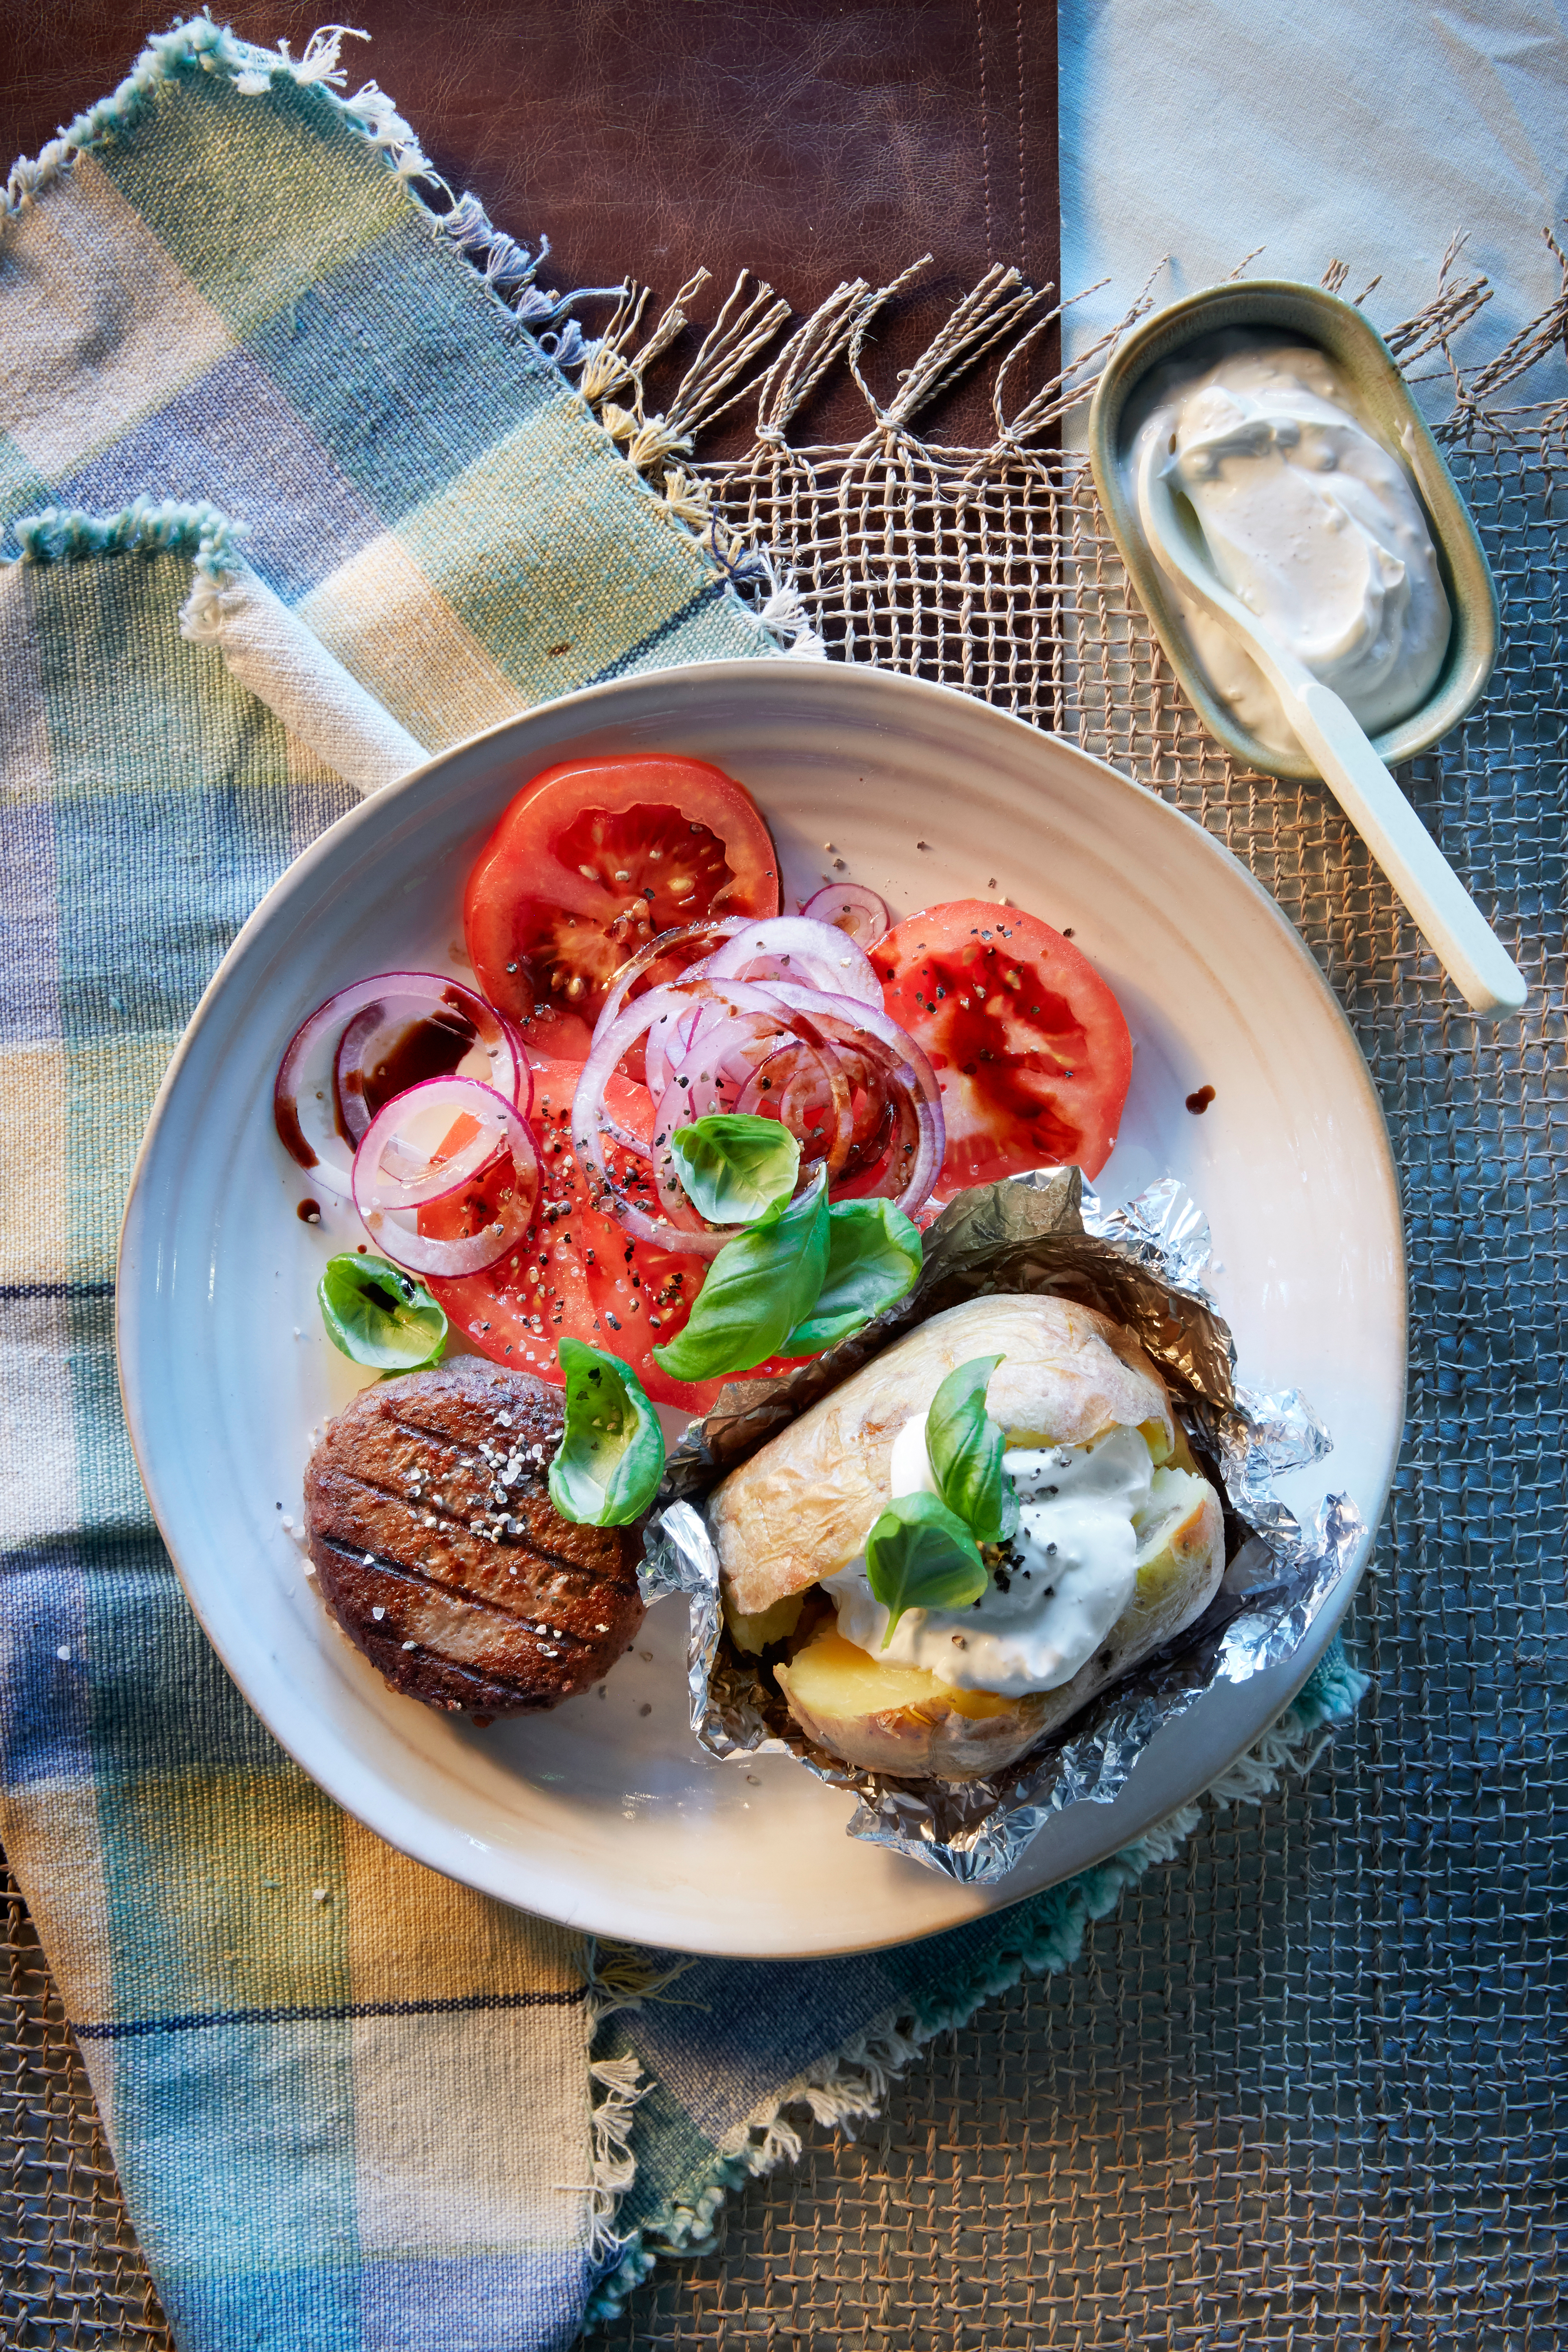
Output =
[
  {"x1": 573, "y1": 974, "x2": 944, "y2": 1247},
  {"x1": 735, "y1": 1039, "x2": 855, "y2": 1174},
  {"x1": 753, "y1": 983, "x2": 945, "y2": 1214},
  {"x1": 830, "y1": 1067, "x2": 922, "y2": 1203},
  {"x1": 644, "y1": 995, "x2": 733, "y2": 1103},
  {"x1": 809, "y1": 1034, "x2": 895, "y2": 1169},
  {"x1": 774, "y1": 1019, "x2": 916, "y2": 1203},
  {"x1": 645, "y1": 997, "x2": 704, "y2": 1091},
  {"x1": 701, "y1": 916, "x2": 882, "y2": 1004},
  {"x1": 783, "y1": 1046, "x2": 855, "y2": 1175},
  {"x1": 334, "y1": 993, "x2": 530, "y2": 1149},
  {"x1": 666, "y1": 1012, "x2": 780, "y2": 1119},
  {"x1": 572, "y1": 979, "x2": 798, "y2": 1254},
  {"x1": 592, "y1": 917, "x2": 749, "y2": 1041},
  {"x1": 586, "y1": 922, "x2": 751, "y2": 1157},
  {"x1": 353, "y1": 1075, "x2": 513, "y2": 1213},
  {"x1": 800, "y1": 882, "x2": 892, "y2": 947},
  {"x1": 649, "y1": 1081, "x2": 723, "y2": 1234},
  {"x1": 274, "y1": 972, "x2": 529, "y2": 1199},
  {"x1": 733, "y1": 1041, "x2": 805, "y2": 1121},
  {"x1": 352, "y1": 1079, "x2": 540, "y2": 1277},
  {"x1": 762, "y1": 1019, "x2": 900, "y2": 1189}
]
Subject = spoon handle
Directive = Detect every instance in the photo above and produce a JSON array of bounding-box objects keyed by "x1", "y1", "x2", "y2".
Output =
[
  {"x1": 1133, "y1": 436, "x2": 1525, "y2": 1015},
  {"x1": 1286, "y1": 680, "x2": 1527, "y2": 1017}
]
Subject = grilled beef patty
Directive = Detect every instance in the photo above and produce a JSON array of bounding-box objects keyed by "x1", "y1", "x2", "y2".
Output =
[{"x1": 303, "y1": 1356, "x2": 644, "y2": 1717}]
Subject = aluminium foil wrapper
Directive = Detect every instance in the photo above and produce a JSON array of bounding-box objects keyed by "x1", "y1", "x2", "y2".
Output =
[{"x1": 640, "y1": 1168, "x2": 1365, "y2": 1884}]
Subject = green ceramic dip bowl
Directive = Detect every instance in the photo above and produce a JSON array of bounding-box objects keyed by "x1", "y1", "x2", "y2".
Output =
[{"x1": 1086, "y1": 280, "x2": 1498, "y2": 782}]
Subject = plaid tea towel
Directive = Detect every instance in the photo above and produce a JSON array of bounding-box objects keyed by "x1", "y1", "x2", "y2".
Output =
[{"x1": 0, "y1": 21, "x2": 1368, "y2": 2347}]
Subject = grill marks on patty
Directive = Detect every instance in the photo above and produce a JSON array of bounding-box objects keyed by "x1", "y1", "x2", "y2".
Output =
[{"x1": 303, "y1": 1358, "x2": 644, "y2": 1717}]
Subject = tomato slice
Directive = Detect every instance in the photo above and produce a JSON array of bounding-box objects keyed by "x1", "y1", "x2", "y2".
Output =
[
  {"x1": 871, "y1": 900, "x2": 1132, "y2": 1190},
  {"x1": 463, "y1": 755, "x2": 781, "y2": 1061},
  {"x1": 422, "y1": 1059, "x2": 599, "y2": 1377},
  {"x1": 425, "y1": 1057, "x2": 732, "y2": 1414}
]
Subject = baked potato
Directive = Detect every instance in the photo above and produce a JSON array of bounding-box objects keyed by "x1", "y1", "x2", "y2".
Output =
[
  {"x1": 710, "y1": 1292, "x2": 1227, "y2": 1782},
  {"x1": 713, "y1": 1294, "x2": 1179, "y2": 1619},
  {"x1": 773, "y1": 1467, "x2": 1223, "y2": 1780}
]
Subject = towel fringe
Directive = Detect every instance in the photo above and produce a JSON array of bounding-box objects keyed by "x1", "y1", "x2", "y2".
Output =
[
  {"x1": 589, "y1": 268, "x2": 713, "y2": 421},
  {"x1": 665, "y1": 272, "x2": 793, "y2": 442},
  {"x1": 581, "y1": 1937, "x2": 699, "y2": 2027},
  {"x1": 578, "y1": 281, "x2": 653, "y2": 407},
  {"x1": 10, "y1": 497, "x2": 242, "y2": 568},
  {"x1": 1384, "y1": 232, "x2": 1492, "y2": 370},
  {"x1": 658, "y1": 465, "x2": 713, "y2": 532},
  {"x1": 1468, "y1": 224, "x2": 1568, "y2": 400},
  {"x1": 987, "y1": 260, "x2": 1165, "y2": 454},
  {"x1": 592, "y1": 270, "x2": 791, "y2": 477},
  {"x1": 584, "y1": 2051, "x2": 646, "y2": 2263},
  {"x1": 851, "y1": 258, "x2": 1045, "y2": 436},
  {"x1": 1320, "y1": 257, "x2": 1384, "y2": 308}
]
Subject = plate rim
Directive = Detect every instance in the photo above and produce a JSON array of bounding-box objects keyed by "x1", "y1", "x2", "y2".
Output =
[{"x1": 116, "y1": 658, "x2": 1406, "y2": 1955}]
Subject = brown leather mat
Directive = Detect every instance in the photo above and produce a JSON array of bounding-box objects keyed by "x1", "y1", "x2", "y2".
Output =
[{"x1": 0, "y1": 0, "x2": 1059, "y2": 447}]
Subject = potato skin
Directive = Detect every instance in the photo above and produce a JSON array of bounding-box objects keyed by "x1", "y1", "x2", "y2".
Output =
[
  {"x1": 713, "y1": 1293, "x2": 1176, "y2": 1619},
  {"x1": 773, "y1": 1479, "x2": 1225, "y2": 1782}
]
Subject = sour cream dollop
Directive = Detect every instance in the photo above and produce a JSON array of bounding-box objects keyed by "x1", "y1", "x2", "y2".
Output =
[
  {"x1": 823, "y1": 1411, "x2": 1152, "y2": 1699},
  {"x1": 1129, "y1": 337, "x2": 1450, "y2": 759}
]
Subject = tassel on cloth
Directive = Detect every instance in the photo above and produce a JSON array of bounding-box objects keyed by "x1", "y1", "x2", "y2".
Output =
[{"x1": 1383, "y1": 230, "x2": 1492, "y2": 364}]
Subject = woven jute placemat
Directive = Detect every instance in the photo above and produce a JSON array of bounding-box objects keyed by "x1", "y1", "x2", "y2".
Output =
[{"x1": 7, "y1": 395, "x2": 1565, "y2": 2344}]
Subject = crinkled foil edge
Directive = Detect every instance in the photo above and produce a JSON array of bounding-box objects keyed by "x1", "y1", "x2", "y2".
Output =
[{"x1": 640, "y1": 1170, "x2": 1366, "y2": 1884}]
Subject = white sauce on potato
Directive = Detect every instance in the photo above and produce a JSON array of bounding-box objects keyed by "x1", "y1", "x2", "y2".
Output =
[{"x1": 824, "y1": 1416, "x2": 1152, "y2": 1698}]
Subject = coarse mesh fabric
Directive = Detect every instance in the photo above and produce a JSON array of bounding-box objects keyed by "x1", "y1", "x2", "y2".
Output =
[{"x1": 6, "y1": 414, "x2": 1565, "y2": 2347}]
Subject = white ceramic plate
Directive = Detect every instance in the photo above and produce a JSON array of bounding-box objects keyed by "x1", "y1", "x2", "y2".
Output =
[{"x1": 118, "y1": 661, "x2": 1404, "y2": 1959}]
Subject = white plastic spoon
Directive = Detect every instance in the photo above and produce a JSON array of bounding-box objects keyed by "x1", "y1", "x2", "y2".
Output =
[{"x1": 1134, "y1": 435, "x2": 1526, "y2": 1018}]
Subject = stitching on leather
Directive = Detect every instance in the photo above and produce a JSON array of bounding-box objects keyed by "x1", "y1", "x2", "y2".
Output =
[
  {"x1": 1016, "y1": 0, "x2": 1028, "y2": 265},
  {"x1": 975, "y1": 0, "x2": 994, "y2": 264}
]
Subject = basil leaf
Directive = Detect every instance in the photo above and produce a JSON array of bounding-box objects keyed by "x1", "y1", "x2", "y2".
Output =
[
  {"x1": 317, "y1": 1253, "x2": 447, "y2": 1372},
  {"x1": 670, "y1": 1112, "x2": 801, "y2": 1226},
  {"x1": 926, "y1": 1353, "x2": 1020, "y2": 1544},
  {"x1": 865, "y1": 1492, "x2": 988, "y2": 1644},
  {"x1": 548, "y1": 1338, "x2": 665, "y2": 1527},
  {"x1": 653, "y1": 1170, "x2": 830, "y2": 1382},
  {"x1": 783, "y1": 1199, "x2": 923, "y2": 1355}
]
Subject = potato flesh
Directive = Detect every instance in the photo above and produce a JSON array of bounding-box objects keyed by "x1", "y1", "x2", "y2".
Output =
[
  {"x1": 724, "y1": 1590, "x2": 806, "y2": 1656},
  {"x1": 771, "y1": 1471, "x2": 1226, "y2": 1781},
  {"x1": 783, "y1": 1631, "x2": 1018, "y2": 1723},
  {"x1": 774, "y1": 1628, "x2": 1042, "y2": 1782}
]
